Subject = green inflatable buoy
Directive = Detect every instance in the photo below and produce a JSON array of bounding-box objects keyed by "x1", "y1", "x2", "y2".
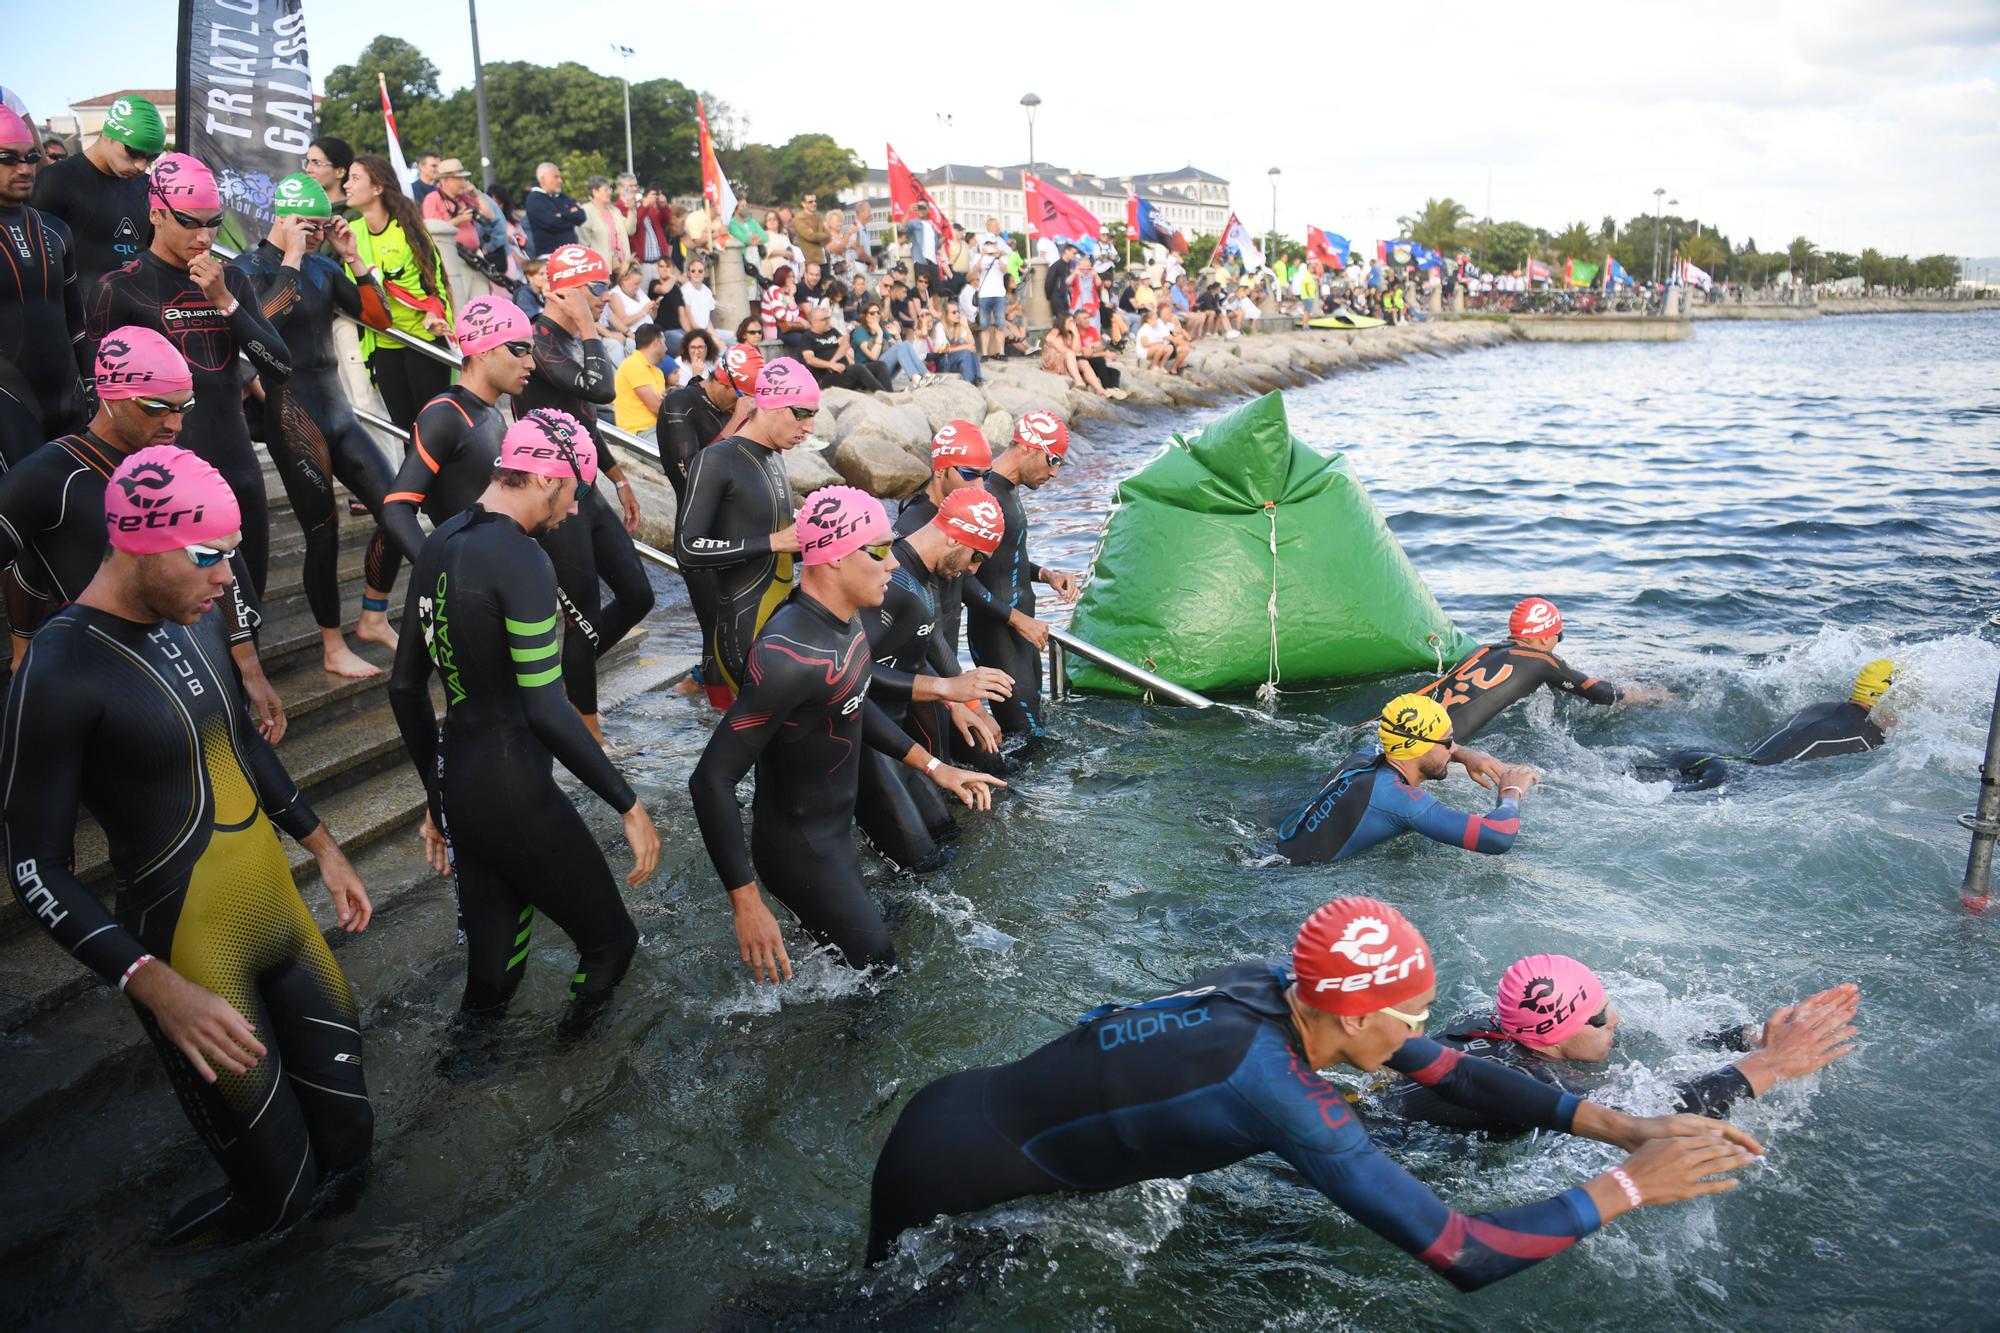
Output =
[{"x1": 1067, "y1": 391, "x2": 1475, "y2": 698}]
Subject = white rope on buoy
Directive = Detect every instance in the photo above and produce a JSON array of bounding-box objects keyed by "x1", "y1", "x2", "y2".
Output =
[
  {"x1": 1428, "y1": 632, "x2": 1446, "y2": 677},
  {"x1": 1256, "y1": 502, "x2": 1282, "y2": 706}
]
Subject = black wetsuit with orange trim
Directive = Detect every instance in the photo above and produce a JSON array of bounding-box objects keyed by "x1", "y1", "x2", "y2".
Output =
[
  {"x1": 0, "y1": 202, "x2": 90, "y2": 465},
  {"x1": 1418, "y1": 641, "x2": 1620, "y2": 742},
  {"x1": 380, "y1": 386, "x2": 506, "y2": 564},
  {"x1": 2, "y1": 603, "x2": 370, "y2": 1244},
  {"x1": 234, "y1": 242, "x2": 401, "y2": 629}
]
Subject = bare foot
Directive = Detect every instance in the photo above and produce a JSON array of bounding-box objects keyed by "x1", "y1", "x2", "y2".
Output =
[
  {"x1": 321, "y1": 634, "x2": 382, "y2": 679},
  {"x1": 672, "y1": 676, "x2": 703, "y2": 696},
  {"x1": 355, "y1": 612, "x2": 399, "y2": 652}
]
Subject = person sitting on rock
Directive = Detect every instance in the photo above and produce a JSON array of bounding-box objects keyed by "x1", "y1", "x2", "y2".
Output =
[{"x1": 802, "y1": 305, "x2": 892, "y2": 392}]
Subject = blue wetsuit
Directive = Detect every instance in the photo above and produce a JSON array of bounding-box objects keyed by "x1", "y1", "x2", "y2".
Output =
[
  {"x1": 1276, "y1": 744, "x2": 1521, "y2": 864},
  {"x1": 867, "y1": 960, "x2": 1601, "y2": 1286}
]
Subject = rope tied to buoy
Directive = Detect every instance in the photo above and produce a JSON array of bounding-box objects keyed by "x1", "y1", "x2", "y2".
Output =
[{"x1": 1257, "y1": 502, "x2": 1281, "y2": 706}]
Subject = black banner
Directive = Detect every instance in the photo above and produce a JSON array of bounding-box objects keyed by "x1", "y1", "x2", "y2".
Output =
[{"x1": 175, "y1": 0, "x2": 314, "y2": 250}]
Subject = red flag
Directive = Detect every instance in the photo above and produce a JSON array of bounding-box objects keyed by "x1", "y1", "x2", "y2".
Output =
[
  {"x1": 1306, "y1": 226, "x2": 1346, "y2": 270},
  {"x1": 697, "y1": 98, "x2": 737, "y2": 221},
  {"x1": 1023, "y1": 172, "x2": 1103, "y2": 241},
  {"x1": 378, "y1": 73, "x2": 415, "y2": 190},
  {"x1": 1126, "y1": 190, "x2": 1140, "y2": 234},
  {"x1": 885, "y1": 143, "x2": 954, "y2": 247}
]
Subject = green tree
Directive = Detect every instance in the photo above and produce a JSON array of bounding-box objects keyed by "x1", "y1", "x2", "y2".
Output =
[
  {"x1": 1680, "y1": 230, "x2": 1726, "y2": 272},
  {"x1": 1913, "y1": 254, "x2": 1960, "y2": 288},
  {"x1": 1481, "y1": 220, "x2": 1536, "y2": 270},
  {"x1": 1858, "y1": 247, "x2": 1892, "y2": 289},
  {"x1": 1552, "y1": 220, "x2": 1596, "y2": 261},
  {"x1": 770, "y1": 134, "x2": 864, "y2": 202},
  {"x1": 1600, "y1": 215, "x2": 1617, "y2": 242},
  {"x1": 1786, "y1": 235, "x2": 1817, "y2": 276},
  {"x1": 1399, "y1": 197, "x2": 1471, "y2": 254},
  {"x1": 318, "y1": 36, "x2": 447, "y2": 160}
]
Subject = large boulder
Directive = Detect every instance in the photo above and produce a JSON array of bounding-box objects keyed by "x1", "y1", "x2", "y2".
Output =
[
  {"x1": 980, "y1": 407, "x2": 1012, "y2": 451},
  {"x1": 910, "y1": 378, "x2": 989, "y2": 433},
  {"x1": 783, "y1": 441, "x2": 844, "y2": 496},
  {"x1": 816, "y1": 386, "x2": 871, "y2": 420},
  {"x1": 833, "y1": 429, "x2": 928, "y2": 498},
  {"x1": 832, "y1": 394, "x2": 932, "y2": 449}
]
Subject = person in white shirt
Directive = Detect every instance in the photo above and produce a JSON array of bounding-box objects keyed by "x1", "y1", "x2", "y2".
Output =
[
  {"x1": 971, "y1": 239, "x2": 1010, "y2": 357},
  {"x1": 680, "y1": 256, "x2": 720, "y2": 344},
  {"x1": 1136, "y1": 311, "x2": 1188, "y2": 373}
]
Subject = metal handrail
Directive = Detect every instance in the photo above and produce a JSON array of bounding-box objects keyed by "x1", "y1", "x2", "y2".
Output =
[{"x1": 1047, "y1": 626, "x2": 1213, "y2": 709}]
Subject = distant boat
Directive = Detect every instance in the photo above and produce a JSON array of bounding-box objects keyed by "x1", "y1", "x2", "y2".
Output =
[{"x1": 1307, "y1": 312, "x2": 1387, "y2": 330}]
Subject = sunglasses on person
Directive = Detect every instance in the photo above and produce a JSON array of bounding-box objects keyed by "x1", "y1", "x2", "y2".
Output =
[
  {"x1": 788, "y1": 406, "x2": 817, "y2": 422},
  {"x1": 130, "y1": 394, "x2": 195, "y2": 418},
  {"x1": 184, "y1": 542, "x2": 231, "y2": 569},
  {"x1": 951, "y1": 466, "x2": 987, "y2": 482},
  {"x1": 1380, "y1": 1001, "x2": 1430, "y2": 1034},
  {"x1": 0, "y1": 148, "x2": 45, "y2": 167}
]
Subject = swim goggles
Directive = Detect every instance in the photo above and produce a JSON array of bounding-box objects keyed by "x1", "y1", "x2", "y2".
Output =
[
  {"x1": 860, "y1": 542, "x2": 893, "y2": 562},
  {"x1": 131, "y1": 394, "x2": 195, "y2": 418},
  {"x1": 184, "y1": 543, "x2": 231, "y2": 569},
  {"x1": 1380, "y1": 1002, "x2": 1430, "y2": 1034}
]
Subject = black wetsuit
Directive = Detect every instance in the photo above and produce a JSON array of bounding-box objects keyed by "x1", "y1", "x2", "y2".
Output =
[
  {"x1": 893, "y1": 491, "x2": 963, "y2": 653},
  {"x1": 234, "y1": 242, "x2": 401, "y2": 628},
  {"x1": 380, "y1": 386, "x2": 506, "y2": 563},
  {"x1": 2, "y1": 603, "x2": 370, "y2": 1244},
  {"x1": 1371, "y1": 1011, "x2": 1756, "y2": 1135},
  {"x1": 0, "y1": 202, "x2": 90, "y2": 464},
  {"x1": 854, "y1": 537, "x2": 958, "y2": 870},
  {"x1": 1657, "y1": 700, "x2": 1886, "y2": 791},
  {"x1": 675, "y1": 433, "x2": 796, "y2": 702},
  {"x1": 963, "y1": 472, "x2": 1045, "y2": 739},
  {"x1": 387, "y1": 504, "x2": 640, "y2": 1014},
  {"x1": 1417, "y1": 641, "x2": 1620, "y2": 741},
  {"x1": 688, "y1": 590, "x2": 919, "y2": 968},
  {"x1": 514, "y1": 314, "x2": 655, "y2": 716},
  {"x1": 655, "y1": 376, "x2": 733, "y2": 506},
  {"x1": 29, "y1": 153, "x2": 152, "y2": 293},
  {"x1": 867, "y1": 960, "x2": 1604, "y2": 1284},
  {"x1": 89, "y1": 252, "x2": 291, "y2": 595}
]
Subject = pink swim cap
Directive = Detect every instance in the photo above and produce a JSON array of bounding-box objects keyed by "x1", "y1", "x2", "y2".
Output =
[
  {"x1": 753, "y1": 357, "x2": 820, "y2": 411},
  {"x1": 0, "y1": 106, "x2": 30, "y2": 147},
  {"x1": 501, "y1": 408, "x2": 598, "y2": 485},
  {"x1": 149, "y1": 153, "x2": 222, "y2": 213},
  {"x1": 1496, "y1": 954, "x2": 1607, "y2": 1047},
  {"x1": 105, "y1": 445, "x2": 242, "y2": 554},
  {"x1": 455, "y1": 296, "x2": 532, "y2": 358},
  {"x1": 94, "y1": 326, "x2": 192, "y2": 399},
  {"x1": 797, "y1": 485, "x2": 888, "y2": 566}
]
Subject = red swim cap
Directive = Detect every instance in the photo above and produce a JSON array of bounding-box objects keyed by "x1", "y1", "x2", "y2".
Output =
[
  {"x1": 1292, "y1": 897, "x2": 1434, "y2": 1016},
  {"x1": 94, "y1": 326, "x2": 192, "y2": 399},
  {"x1": 455, "y1": 296, "x2": 532, "y2": 357},
  {"x1": 1509, "y1": 597, "x2": 1562, "y2": 638},
  {"x1": 930, "y1": 420, "x2": 991, "y2": 470},
  {"x1": 501, "y1": 408, "x2": 597, "y2": 484},
  {"x1": 720, "y1": 342, "x2": 763, "y2": 394},
  {"x1": 105, "y1": 445, "x2": 241, "y2": 555},
  {"x1": 933, "y1": 486, "x2": 1005, "y2": 555},
  {"x1": 149, "y1": 153, "x2": 222, "y2": 213},
  {"x1": 545, "y1": 244, "x2": 609, "y2": 292},
  {"x1": 797, "y1": 485, "x2": 888, "y2": 566},
  {"x1": 1496, "y1": 954, "x2": 1606, "y2": 1047},
  {"x1": 1013, "y1": 409, "x2": 1069, "y2": 456}
]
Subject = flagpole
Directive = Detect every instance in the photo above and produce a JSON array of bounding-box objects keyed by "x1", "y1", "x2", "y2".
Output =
[{"x1": 467, "y1": 0, "x2": 495, "y2": 191}]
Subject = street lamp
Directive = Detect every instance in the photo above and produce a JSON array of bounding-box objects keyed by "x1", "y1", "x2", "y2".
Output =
[
  {"x1": 467, "y1": 0, "x2": 495, "y2": 190},
  {"x1": 1268, "y1": 166, "x2": 1281, "y2": 266},
  {"x1": 1666, "y1": 198, "x2": 1679, "y2": 282},
  {"x1": 1651, "y1": 186, "x2": 1665, "y2": 285},
  {"x1": 611, "y1": 43, "x2": 635, "y2": 177},
  {"x1": 1020, "y1": 93, "x2": 1041, "y2": 239}
]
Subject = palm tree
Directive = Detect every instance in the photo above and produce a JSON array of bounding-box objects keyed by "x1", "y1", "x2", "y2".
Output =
[
  {"x1": 1600, "y1": 215, "x2": 1617, "y2": 242},
  {"x1": 1786, "y1": 235, "x2": 1817, "y2": 277},
  {"x1": 1397, "y1": 197, "x2": 1471, "y2": 255},
  {"x1": 1552, "y1": 221, "x2": 1595, "y2": 261}
]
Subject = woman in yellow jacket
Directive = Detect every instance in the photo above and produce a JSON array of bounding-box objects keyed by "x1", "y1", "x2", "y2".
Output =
[{"x1": 343, "y1": 155, "x2": 456, "y2": 437}]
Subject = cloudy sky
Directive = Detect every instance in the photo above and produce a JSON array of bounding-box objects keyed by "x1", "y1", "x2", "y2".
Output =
[{"x1": 11, "y1": 0, "x2": 1999, "y2": 258}]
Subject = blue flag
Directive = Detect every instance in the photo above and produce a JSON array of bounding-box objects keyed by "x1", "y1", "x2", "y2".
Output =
[
  {"x1": 1606, "y1": 256, "x2": 1634, "y2": 287},
  {"x1": 1132, "y1": 197, "x2": 1190, "y2": 255}
]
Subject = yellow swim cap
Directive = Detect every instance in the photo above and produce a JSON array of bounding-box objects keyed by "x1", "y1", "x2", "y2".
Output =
[
  {"x1": 1851, "y1": 658, "x2": 1896, "y2": 706},
  {"x1": 1379, "y1": 693, "x2": 1452, "y2": 759}
]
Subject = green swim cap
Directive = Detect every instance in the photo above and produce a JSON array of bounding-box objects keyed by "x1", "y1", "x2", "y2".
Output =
[
  {"x1": 101, "y1": 95, "x2": 166, "y2": 155},
  {"x1": 273, "y1": 172, "x2": 332, "y2": 218}
]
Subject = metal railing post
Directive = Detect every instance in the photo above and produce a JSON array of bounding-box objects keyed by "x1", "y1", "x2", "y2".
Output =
[
  {"x1": 1049, "y1": 638, "x2": 1068, "y2": 702},
  {"x1": 1046, "y1": 626, "x2": 1212, "y2": 709},
  {"x1": 1957, "y1": 672, "x2": 2000, "y2": 914}
]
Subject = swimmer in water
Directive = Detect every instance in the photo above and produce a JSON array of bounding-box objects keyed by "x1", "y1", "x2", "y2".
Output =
[
  {"x1": 1646, "y1": 658, "x2": 1896, "y2": 792},
  {"x1": 1417, "y1": 597, "x2": 1672, "y2": 743},
  {"x1": 867, "y1": 897, "x2": 1765, "y2": 1283},
  {"x1": 1276, "y1": 694, "x2": 1537, "y2": 865},
  {"x1": 1373, "y1": 954, "x2": 1859, "y2": 1136}
]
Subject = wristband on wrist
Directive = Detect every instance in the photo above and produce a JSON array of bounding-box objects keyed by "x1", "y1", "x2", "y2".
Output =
[
  {"x1": 1500, "y1": 785, "x2": 1524, "y2": 797},
  {"x1": 1609, "y1": 1167, "x2": 1644, "y2": 1209},
  {"x1": 924, "y1": 756, "x2": 942, "y2": 774},
  {"x1": 120, "y1": 954, "x2": 156, "y2": 992}
]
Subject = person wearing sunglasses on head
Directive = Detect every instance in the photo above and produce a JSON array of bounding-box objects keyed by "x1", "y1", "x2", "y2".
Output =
[
  {"x1": 0, "y1": 104, "x2": 93, "y2": 469},
  {"x1": 389, "y1": 409, "x2": 658, "y2": 1024},
  {"x1": 960, "y1": 411, "x2": 1082, "y2": 748},
  {"x1": 854, "y1": 485, "x2": 1016, "y2": 871},
  {"x1": 513, "y1": 243, "x2": 653, "y2": 743},
  {"x1": 690, "y1": 486, "x2": 1006, "y2": 980},
  {"x1": 231, "y1": 174, "x2": 406, "y2": 679},
  {"x1": 88, "y1": 152, "x2": 292, "y2": 598},
  {"x1": 31, "y1": 93, "x2": 163, "y2": 292},
  {"x1": 1371, "y1": 955, "x2": 1859, "y2": 1137},
  {"x1": 1276, "y1": 693, "x2": 1538, "y2": 865},
  {"x1": 3, "y1": 445, "x2": 376, "y2": 1245},
  {"x1": 867, "y1": 897, "x2": 1765, "y2": 1277}
]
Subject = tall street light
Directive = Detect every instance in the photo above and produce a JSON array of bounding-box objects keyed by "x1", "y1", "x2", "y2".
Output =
[
  {"x1": 1666, "y1": 198, "x2": 1679, "y2": 281},
  {"x1": 1020, "y1": 93, "x2": 1041, "y2": 241},
  {"x1": 1651, "y1": 186, "x2": 1665, "y2": 285},
  {"x1": 1268, "y1": 166, "x2": 1281, "y2": 266},
  {"x1": 467, "y1": 0, "x2": 495, "y2": 190},
  {"x1": 611, "y1": 44, "x2": 635, "y2": 177}
]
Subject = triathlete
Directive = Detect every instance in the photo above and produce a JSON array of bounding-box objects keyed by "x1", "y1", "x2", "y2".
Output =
[
  {"x1": 867, "y1": 896, "x2": 1763, "y2": 1278},
  {"x1": 657, "y1": 340, "x2": 760, "y2": 507},
  {"x1": 232, "y1": 174, "x2": 403, "y2": 677},
  {"x1": 856, "y1": 487, "x2": 1013, "y2": 870},
  {"x1": 1418, "y1": 597, "x2": 1670, "y2": 742},
  {"x1": 0, "y1": 329, "x2": 284, "y2": 733},
  {"x1": 379, "y1": 295, "x2": 535, "y2": 563},
  {"x1": 1276, "y1": 694, "x2": 1535, "y2": 865},
  {"x1": 1648, "y1": 658, "x2": 1896, "y2": 792},
  {"x1": 513, "y1": 243, "x2": 654, "y2": 739},
  {"x1": 3, "y1": 445, "x2": 375, "y2": 1245},
  {"x1": 89, "y1": 152, "x2": 292, "y2": 596},
  {"x1": 387, "y1": 409, "x2": 659, "y2": 1017},
  {"x1": 1374, "y1": 954, "x2": 1859, "y2": 1135},
  {"x1": 689, "y1": 487, "x2": 1004, "y2": 978},
  {"x1": 29, "y1": 93, "x2": 162, "y2": 291},
  {"x1": 675, "y1": 357, "x2": 815, "y2": 707},
  {"x1": 963, "y1": 411, "x2": 1080, "y2": 744},
  {"x1": 893, "y1": 419, "x2": 992, "y2": 656},
  {"x1": 0, "y1": 104, "x2": 91, "y2": 465}
]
